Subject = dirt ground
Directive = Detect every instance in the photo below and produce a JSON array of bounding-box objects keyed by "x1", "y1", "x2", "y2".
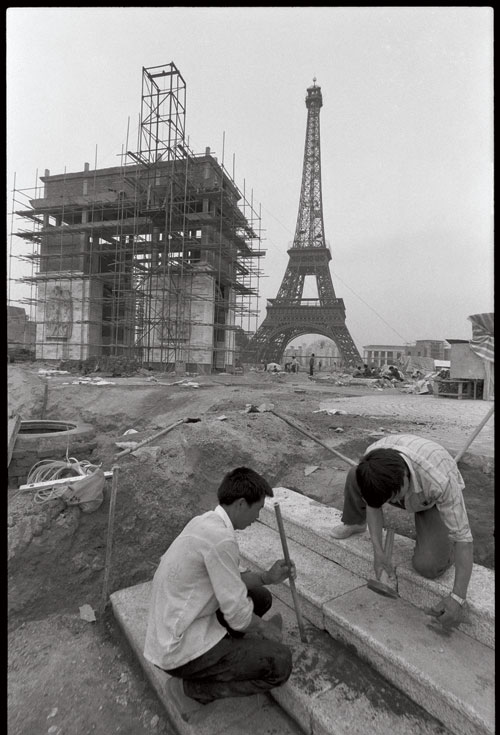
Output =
[{"x1": 7, "y1": 363, "x2": 494, "y2": 735}]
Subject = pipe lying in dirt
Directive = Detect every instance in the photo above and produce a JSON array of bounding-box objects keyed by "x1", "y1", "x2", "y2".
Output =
[
  {"x1": 114, "y1": 417, "x2": 201, "y2": 459},
  {"x1": 270, "y1": 410, "x2": 357, "y2": 468}
]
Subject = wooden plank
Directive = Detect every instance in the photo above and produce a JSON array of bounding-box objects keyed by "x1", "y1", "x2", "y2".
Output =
[
  {"x1": 7, "y1": 415, "x2": 22, "y2": 468},
  {"x1": 19, "y1": 470, "x2": 113, "y2": 491}
]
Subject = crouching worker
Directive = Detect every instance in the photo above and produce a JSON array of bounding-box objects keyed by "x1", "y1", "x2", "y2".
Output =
[
  {"x1": 144, "y1": 466, "x2": 294, "y2": 705},
  {"x1": 331, "y1": 435, "x2": 473, "y2": 631}
]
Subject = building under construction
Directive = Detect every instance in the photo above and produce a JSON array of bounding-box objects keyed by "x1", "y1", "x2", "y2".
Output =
[{"x1": 10, "y1": 63, "x2": 264, "y2": 373}]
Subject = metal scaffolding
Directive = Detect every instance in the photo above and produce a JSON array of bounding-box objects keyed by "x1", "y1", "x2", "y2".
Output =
[{"x1": 8, "y1": 63, "x2": 264, "y2": 373}]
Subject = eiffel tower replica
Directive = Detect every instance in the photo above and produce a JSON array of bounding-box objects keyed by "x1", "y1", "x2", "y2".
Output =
[{"x1": 246, "y1": 79, "x2": 361, "y2": 368}]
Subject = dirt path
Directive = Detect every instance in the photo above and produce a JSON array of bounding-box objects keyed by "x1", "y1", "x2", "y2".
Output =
[{"x1": 8, "y1": 364, "x2": 494, "y2": 735}]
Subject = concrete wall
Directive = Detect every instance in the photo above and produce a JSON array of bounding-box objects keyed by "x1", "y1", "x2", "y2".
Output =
[
  {"x1": 145, "y1": 272, "x2": 215, "y2": 368},
  {"x1": 35, "y1": 277, "x2": 103, "y2": 360},
  {"x1": 8, "y1": 306, "x2": 36, "y2": 349}
]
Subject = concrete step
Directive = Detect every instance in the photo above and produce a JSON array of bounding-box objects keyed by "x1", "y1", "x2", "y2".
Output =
[
  {"x1": 110, "y1": 581, "x2": 304, "y2": 735},
  {"x1": 110, "y1": 581, "x2": 455, "y2": 735},
  {"x1": 259, "y1": 487, "x2": 494, "y2": 649},
  {"x1": 237, "y1": 521, "x2": 495, "y2": 735}
]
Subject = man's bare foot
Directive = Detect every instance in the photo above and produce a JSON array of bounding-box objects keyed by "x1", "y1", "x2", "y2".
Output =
[
  {"x1": 166, "y1": 677, "x2": 205, "y2": 722},
  {"x1": 267, "y1": 613, "x2": 283, "y2": 631}
]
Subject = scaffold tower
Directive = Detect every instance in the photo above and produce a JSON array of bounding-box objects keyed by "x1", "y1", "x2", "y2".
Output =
[
  {"x1": 9, "y1": 62, "x2": 265, "y2": 373},
  {"x1": 245, "y1": 79, "x2": 361, "y2": 367}
]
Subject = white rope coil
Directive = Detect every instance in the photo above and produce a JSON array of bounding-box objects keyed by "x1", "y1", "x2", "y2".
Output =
[{"x1": 25, "y1": 454, "x2": 102, "y2": 505}]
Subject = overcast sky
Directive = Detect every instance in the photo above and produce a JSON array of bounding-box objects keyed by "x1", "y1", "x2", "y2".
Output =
[{"x1": 7, "y1": 6, "x2": 493, "y2": 350}]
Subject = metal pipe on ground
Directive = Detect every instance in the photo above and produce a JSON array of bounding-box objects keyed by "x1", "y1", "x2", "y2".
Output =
[
  {"x1": 114, "y1": 417, "x2": 201, "y2": 459},
  {"x1": 270, "y1": 410, "x2": 357, "y2": 468}
]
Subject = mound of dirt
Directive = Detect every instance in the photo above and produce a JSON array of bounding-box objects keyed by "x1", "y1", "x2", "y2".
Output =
[{"x1": 8, "y1": 364, "x2": 47, "y2": 419}]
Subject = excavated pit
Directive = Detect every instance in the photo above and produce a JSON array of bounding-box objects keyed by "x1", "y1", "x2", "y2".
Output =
[{"x1": 7, "y1": 364, "x2": 494, "y2": 735}]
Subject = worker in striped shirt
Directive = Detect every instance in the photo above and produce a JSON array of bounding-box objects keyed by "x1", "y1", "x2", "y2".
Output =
[{"x1": 331, "y1": 434, "x2": 473, "y2": 631}]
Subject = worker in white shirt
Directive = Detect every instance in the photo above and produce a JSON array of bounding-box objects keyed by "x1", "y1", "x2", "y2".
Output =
[{"x1": 144, "y1": 466, "x2": 295, "y2": 704}]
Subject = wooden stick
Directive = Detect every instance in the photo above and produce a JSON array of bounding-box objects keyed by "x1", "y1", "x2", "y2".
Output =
[
  {"x1": 270, "y1": 410, "x2": 357, "y2": 467},
  {"x1": 384, "y1": 528, "x2": 394, "y2": 564},
  {"x1": 19, "y1": 471, "x2": 113, "y2": 492},
  {"x1": 274, "y1": 502, "x2": 308, "y2": 642},
  {"x1": 99, "y1": 464, "x2": 120, "y2": 621},
  {"x1": 454, "y1": 404, "x2": 494, "y2": 463}
]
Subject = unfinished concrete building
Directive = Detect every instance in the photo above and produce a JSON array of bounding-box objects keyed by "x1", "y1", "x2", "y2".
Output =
[{"x1": 10, "y1": 63, "x2": 263, "y2": 373}]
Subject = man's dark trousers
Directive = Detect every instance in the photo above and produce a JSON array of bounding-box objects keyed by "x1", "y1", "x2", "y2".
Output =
[{"x1": 164, "y1": 586, "x2": 292, "y2": 703}]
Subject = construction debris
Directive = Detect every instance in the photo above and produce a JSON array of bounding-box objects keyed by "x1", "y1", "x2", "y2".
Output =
[
  {"x1": 315, "y1": 407, "x2": 347, "y2": 415},
  {"x1": 132, "y1": 446, "x2": 162, "y2": 462},
  {"x1": 37, "y1": 369, "x2": 70, "y2": 376},
  {"x1": 244, "y1": 403, "x2": 274, "y2": 414},
  {"x1": 69, "y1": 377, "x2": 116, "y2": 386},
  {"x1": 79, "y1": 604, "x2": 97, "y2": 623},
  {"x1": 304, "y1": 465, "x2": 320, "y2": 476}
]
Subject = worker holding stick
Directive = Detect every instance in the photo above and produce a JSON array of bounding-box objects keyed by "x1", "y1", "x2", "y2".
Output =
[
  {"x1": 144, "y1": 467, "x2": 296, "y2": 706},
  {"x1": 331, "y1": 435, "x2": 473, "y2": 632}
]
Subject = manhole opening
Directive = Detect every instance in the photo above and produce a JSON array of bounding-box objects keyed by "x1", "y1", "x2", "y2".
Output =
[{"x1": 19, "y1": 421, "x2": 77, "y2": 434}]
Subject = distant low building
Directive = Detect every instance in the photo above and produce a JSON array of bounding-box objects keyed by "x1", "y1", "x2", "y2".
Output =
[
  {"x1": 363, "y1": 340, "x2": 450, "y2": 368},
  {"x1": 7, "y1": 306, "x2": 36, "y2": 352},
  {"x1": 362, "y1": 344, "x2": 406, "y2": 368},
  {"x1": 407, "y1": 340, "x2": 450, "y2": 361}
]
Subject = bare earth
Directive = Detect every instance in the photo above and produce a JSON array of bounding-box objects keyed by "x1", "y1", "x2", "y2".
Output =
[{"x1": 7, "y1": 363, "x2": 494, "y2": 735}]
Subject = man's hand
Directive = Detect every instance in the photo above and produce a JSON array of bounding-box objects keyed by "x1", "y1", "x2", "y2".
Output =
[
  {"x1": 427, "y1": 595, "x2": 465, "y2": 632},
  {"x1": 373, "y1": 550, "x2": 394, "y2": 581},
  {"x1": 265, "y1": 559, "x2": 297, "y2": 584}
]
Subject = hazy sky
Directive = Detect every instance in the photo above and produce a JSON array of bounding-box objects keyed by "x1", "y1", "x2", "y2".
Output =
[{"x1": 7, "y1": 7, "x2": 493, "y2": 350}]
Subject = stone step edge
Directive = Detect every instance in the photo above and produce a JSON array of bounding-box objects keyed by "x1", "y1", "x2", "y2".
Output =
[
  {"x1": 109, "y1": 582, "x2": 304, "y2": 735},
  {"x1": 259, "y1": 488, "x2": 494, "y2": 650},
  {"x1": 322, "y1": 588, "x2": 494, "y2": 735},
  {"x1": 110, "y1": 581, "x2": 455, "y2": 735},
  {"x1": 239, "y1": 541, "x2": 494, "y2": 735},
  {"x1": 266, "y1": 596, "x2": 458, "y2": 735}
]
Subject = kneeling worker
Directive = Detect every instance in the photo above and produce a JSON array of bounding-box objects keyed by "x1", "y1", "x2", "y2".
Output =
[
  {"x1": 144, "y1": 466, "x2": 294, "y2": 704},
  {"x1": 331, "y1": 435, "x2": 473, "y2": 630}
]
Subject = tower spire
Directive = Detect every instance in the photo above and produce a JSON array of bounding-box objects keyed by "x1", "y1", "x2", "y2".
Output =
[
  {"x1": 293, "y1": 80, "x2": 326, "y2": 250},
  {"x1": 245, "y1": 83, "x2": 361, "y2": 368}
]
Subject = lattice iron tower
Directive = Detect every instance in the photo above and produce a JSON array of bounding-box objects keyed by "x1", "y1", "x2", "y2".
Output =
[{"x1": 246, "y1": 79, "x2": 361, "y2": 367}]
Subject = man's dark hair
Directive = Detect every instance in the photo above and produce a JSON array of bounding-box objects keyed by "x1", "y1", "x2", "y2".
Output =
[
  {"x1": 217, "y1": 467, "x2": 273, "y2": 506},
  {"x1": 355, "y1": 449, "x2": 408, "y2": 508}
]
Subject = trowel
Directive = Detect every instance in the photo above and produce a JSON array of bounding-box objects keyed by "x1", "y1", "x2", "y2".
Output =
[{"x1": 367, "y1": 528, "x2": 399, "y2": 599}]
